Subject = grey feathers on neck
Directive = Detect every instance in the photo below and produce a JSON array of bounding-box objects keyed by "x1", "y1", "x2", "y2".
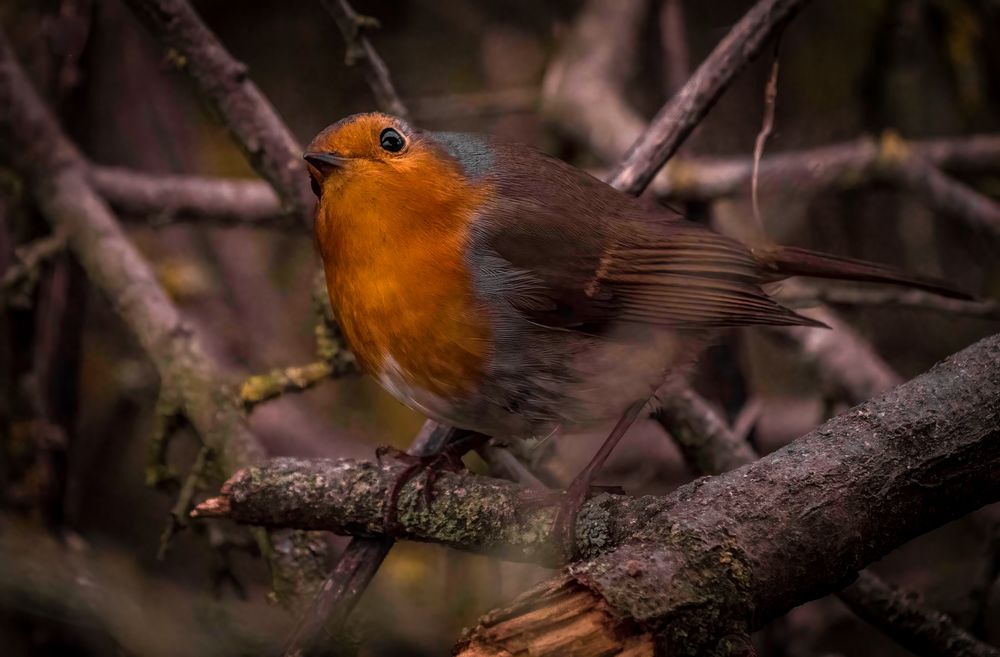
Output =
[{"x1": 430, "y1": 131, "x2": 494, "y2": 179}]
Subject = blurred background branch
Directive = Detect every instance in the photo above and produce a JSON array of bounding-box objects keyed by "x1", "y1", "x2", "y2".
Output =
[
  {"x1": 1, "y1": 0, "x2": 998, "y2": 654},
  {"x1": 0, "y1": 27, "x2": 327, "y2": 606}
]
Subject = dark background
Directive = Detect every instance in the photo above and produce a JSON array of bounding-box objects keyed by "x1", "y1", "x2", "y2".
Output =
[{"x1": 1, "y1": 1, "x2": 999, "y2": 655}]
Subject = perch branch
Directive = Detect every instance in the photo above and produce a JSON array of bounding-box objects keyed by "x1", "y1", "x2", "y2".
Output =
[
  {"x1": 279, "y1": 422, "x2": 458, "y2": 657},
  {"x1": 198, "y1": 333, "x2": 1000, "y2": 655},
  {"x1": 0, "y1": 29, "x2": 325, "y2": 605},
  {"x1": 660, "y1": 349, "x2": 997, "y2": 657}
]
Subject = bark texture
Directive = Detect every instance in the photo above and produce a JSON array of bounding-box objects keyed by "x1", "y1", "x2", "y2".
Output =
[{"x1": 199, "y1": 333, "x2": 1000, "y2": 654}]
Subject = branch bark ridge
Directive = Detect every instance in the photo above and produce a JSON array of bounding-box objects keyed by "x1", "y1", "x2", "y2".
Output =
[{"x1": 198, "y1": 332, "x2": 1000, "y2": 654}]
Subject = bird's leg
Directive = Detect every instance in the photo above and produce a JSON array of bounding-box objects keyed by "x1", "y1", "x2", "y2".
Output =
[
  {"x1": 552, "y1": 399, "x2": 649, "y2": 559},
  {"x1": 377, "y1": 430, "x2": 489, "y2": 534}
]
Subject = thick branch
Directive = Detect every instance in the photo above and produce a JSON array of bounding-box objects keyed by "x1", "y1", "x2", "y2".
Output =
[
  {"x1": 0, "y1": 30, "x2": 324, "y2": 605},
  {"x1": 659, "y1": 348, "x2": 997, "y2": 657},
  {"x1": 121, "y1": 0, "x2": 312, "y2": 224},
  {"x1": 194, "y1": 455, "x2": 649, "y2": 567},
  {"x1": 200, "y1": 333, "x2": 1000, "y2": 653}
]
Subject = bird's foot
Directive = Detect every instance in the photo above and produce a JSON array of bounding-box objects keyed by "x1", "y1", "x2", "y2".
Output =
[
  {"x1": 375, "y1": 434, "x2": 488, "y2": 534},
  {"x1": 549, "y1": 481, "x2": 625, "y2": 561}
]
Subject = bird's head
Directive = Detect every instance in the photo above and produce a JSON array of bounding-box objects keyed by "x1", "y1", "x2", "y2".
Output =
[
  {"x1": 305, "y1": 112, "x2": 478, "y2": 200},
  {"x1": 305, "y1": 113, "x2": 493, "y2": 252}
]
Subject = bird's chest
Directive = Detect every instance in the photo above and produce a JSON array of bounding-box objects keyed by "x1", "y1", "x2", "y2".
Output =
[{"x1": 321, "y1": 223, "x2": 490, "y2": 402}]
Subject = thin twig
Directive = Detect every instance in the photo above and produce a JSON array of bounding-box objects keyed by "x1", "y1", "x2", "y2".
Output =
[
  {"x1": 839, "y1": 571, "x2": 1000, "y2": 657},
  {"x1": 240, "y1": 362, "x2": 339, "y2": 411},
  {"x1": 0, "y1": 226, "x2": 69, "y2": 305},
  {"x1": 157, "y1": 444, "x2": 211, "y2": 560},
  {"x1": 779, "y1": 282, "x2": 1000, "y2": 321},
  {"x1": 608, "y1": 0, "x2": 812, "y2": 195},
  {"x1": 751, "y1": 42, "x2": 781, "y2": 232},
  {"x1": 319, "y1": 0, "x2": 408, "y2": 118},
  {"x1": 659, "y1": 0, "x2": 691, "y2": 96}
]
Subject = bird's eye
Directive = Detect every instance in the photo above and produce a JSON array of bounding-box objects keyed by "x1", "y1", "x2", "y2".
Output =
[
  {"x1": 379, "y1": 127, "x2": 405, "y2": 153},
  {"x1": 310, "y1": 177, "x2": 322, "y2": 199}
]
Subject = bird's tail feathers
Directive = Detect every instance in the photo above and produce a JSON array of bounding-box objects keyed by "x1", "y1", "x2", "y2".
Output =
[{"x1": 753, "y1": 245, "x2": 972, "y2": 300}]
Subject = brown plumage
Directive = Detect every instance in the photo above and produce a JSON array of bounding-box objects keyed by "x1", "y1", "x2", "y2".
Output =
[{"x1": 305, "y1": 112, "x2": 969, "y2": 545}]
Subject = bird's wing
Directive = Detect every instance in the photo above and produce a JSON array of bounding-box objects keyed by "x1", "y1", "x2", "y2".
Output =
[{"x1": 469, "y1": 143, "x2": 821, "y2": 333}]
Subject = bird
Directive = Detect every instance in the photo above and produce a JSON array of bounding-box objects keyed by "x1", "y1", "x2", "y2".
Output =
[{"x1": 304, "y1": 112, "x2": 968, "y2": 550}]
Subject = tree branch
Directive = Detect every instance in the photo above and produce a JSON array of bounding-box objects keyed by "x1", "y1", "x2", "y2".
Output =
[
  {"x1": 0, "y1": 28, "x2": 325, "y2": 606},
  {"x1": 82, "y1": 134, "x2": 1000, "y2": 228},
  {"x1": 608, "y1": 0, "x2": 812, "y2": 195},
  {"x1": 876, "y1": 131, "x2": 1000, "y2": 240},
  {"x1": 658, "y1": 347, "x2": 998, "y2": 657},
  {"x1": 88, "y1": 165, "x2": 285, "y2": 228},
  {"x1": 771, "y1": 305, "x2": 903, "y2": 405},
  {"x1": 653, "y1": 134, "x2": 1000, "y2": 201},
  {"x1": 198, "y1": 333, "x2": 1000, "y2": 654},
  {"x1": 779, "y1": 281, "x2": 1000, "y2": 321},
  {"x1": 839, "y1": 571, "x2": 1000, "y2": 657},
  {"x1": 121, "y1": 0, "x2": 312, "y2": 225},
  {"x1": 279, "y1": 422, "x2": 458, "y2": 657},
  {"x1": 541, "y1": 0, "x2": 653, "y2": 164},
  {"x1": 544, "y1": 0, "x2": 907, "y2": 411},
  {"x1": 319, "y1": 0, "x2": 408, "y2": 118}
]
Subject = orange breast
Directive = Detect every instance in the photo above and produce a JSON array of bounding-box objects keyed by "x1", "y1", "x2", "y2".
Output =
[{"x1": 315, "y1": 151, "x2": 492, "y2": 398}]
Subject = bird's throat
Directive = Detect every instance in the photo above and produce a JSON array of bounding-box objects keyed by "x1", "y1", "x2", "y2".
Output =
[{"x1": 315, "y1": 160, "x2": 492, "y2": 399}]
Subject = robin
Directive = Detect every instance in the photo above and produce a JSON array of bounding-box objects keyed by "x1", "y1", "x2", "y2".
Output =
[{"x1": 304, "y1": 112, "x2": 968, "y2": 549}]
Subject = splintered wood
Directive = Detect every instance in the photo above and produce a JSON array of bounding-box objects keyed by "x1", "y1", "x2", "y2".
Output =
[{"x1": 454, "y1": 575, "x2": 652, "y2": 657}]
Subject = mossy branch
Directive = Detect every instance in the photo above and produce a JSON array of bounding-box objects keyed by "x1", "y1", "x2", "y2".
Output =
[{"x1": 197, "y1": 332, "x2": 1000, "y2": 655}]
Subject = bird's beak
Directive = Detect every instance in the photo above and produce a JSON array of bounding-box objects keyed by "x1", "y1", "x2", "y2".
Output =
[{"x1": 304, "y1": 151, "x2": 349, "y2": 173}]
